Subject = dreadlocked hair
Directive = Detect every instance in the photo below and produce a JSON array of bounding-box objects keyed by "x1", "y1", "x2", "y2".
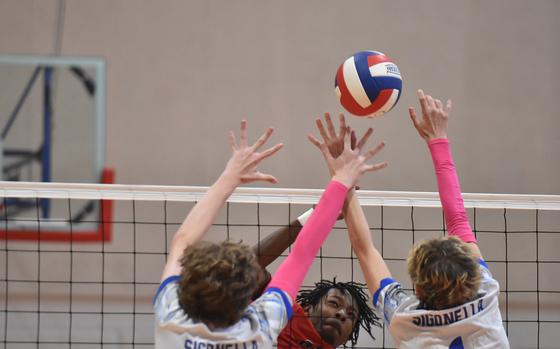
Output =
[{"x1": 296, "y1": 278, "x2": 381, "y2": 346}]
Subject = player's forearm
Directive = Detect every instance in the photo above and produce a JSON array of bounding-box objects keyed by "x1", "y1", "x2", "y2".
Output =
[
  {"x1": 161, "y1": 174, "x2": 238, "y2": 281},
  {"x1": 268, "y1": 180, "x2": 348, "y2": 300},
  {"x1": 253, "y1": 220, "x2": 302, "y2": 268},
  {"x1": 343, "y1": 191, "x2": 372, "y2": 255},
  {"x1": 171, "y1": 174, "x2": 238, "y2": 251},
  {"x1": 428, "y1": 139, "x2": 476, "y2": 243},
  {"x1": 344, "y1": 191, "x2": 391, "y2": 294}
]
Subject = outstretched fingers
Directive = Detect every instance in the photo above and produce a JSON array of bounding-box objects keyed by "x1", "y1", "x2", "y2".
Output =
[
  {"x1": 350, "y1": 129, "x2": 357, "y2": 150},
  {"x1": 229, "y1": 131, "x2": 237, "y2": 150},
  {"x1": 445, "y1": 99, "x2": 453, "y2": 113},
  {"x1": 246, "y1": 143, "x2": 284, "y2": 169},
  {"x1": 363, "y1": 141, "x2": 386, "y2": 162},
  {"x1": 417, "y1": 89, "x2": 428, "y2": 116},
  {"x1": 244, "y1": 171, "x2": 279, "y2": 184},
  {"x1": 365, "y1": 161, "x2": 388, "y2": 173},
  {"x1": 324, "y1": 113, "x2": 337, "y2": 139},
  {"x1": 408, "y1": 107, "x2": 419, "y2": 126},
  {"x1": 307, "y1": 134, "x2": 322, "y2": 150},
  {"x1": 315, "y1": 117, "x2": 330, "y2": 143},
  {"x1": 409, "y1": 107, "x2": 427, "y2": 138},
  {"x1": 344, "y1": 126, "x2": 352, "y2": 149},
  {"x1": 239, "y1": 119, "x2": 248, "y2": 147},
  {"x1": 308, "y1": 134, "x2": 334, "y2": 161},
  {"x1": 338, "y1": 113, "x2": 347, "y2": 138},
  {"x1": 355, "y1": 127, "x2": 374, "y2": 151},
  {"x1": 259, "y1": 143, "x2": 284, "y2": 161},
  {"x1": 426, "y1": 95, "x2": 436, "y2": 111},
  {"x1": 252, "y1": 127, "x2": 274, "y2": 151}
]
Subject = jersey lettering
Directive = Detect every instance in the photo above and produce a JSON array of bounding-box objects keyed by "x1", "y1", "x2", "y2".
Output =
[
  {"x1": 412, "y1": 299, "x2": 484, "y2": 327},
  {"x1": 184, "y1": 340, "x2": 258, "y2": 349}
]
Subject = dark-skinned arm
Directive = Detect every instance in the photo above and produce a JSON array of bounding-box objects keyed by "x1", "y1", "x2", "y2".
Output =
[
  {"x1": 252, "y1": 218, "x2": 304, "y2": 268},
  {"x1": 251, "y1": 214, "x2": 310, "y2": 298}
]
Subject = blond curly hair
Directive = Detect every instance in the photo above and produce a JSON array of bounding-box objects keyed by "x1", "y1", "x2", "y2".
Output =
[{"x1": 407, "y1": 236, "x2": 481, "y2": 310}]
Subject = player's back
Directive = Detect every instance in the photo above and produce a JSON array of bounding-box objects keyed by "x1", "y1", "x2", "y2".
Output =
[
  {"x1": 154, "y1": 276, "x2": 290, "y2": 349},
  {"x1": 375, "y1": 261, "x2": 510, "y2": 348}
]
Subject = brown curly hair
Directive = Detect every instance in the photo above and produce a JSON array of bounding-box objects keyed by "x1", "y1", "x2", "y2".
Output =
[
  {"x1": 178, "y1": 241, "x2": 262, "y2": 328},
  {"x1": 407, "y1": 236, "x2": 481, "y2": 310}
]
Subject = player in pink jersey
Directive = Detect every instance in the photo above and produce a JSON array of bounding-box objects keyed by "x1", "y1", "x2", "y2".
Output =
[
  {"x1": 314, "y1": 92, "x2": 510, "y2": 348},
  {"x1": 154, "y1": 120, "x2": 387, "y2": 348}
]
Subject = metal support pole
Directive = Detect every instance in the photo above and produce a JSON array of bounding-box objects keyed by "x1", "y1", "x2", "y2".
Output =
[{"x1": 41, "y1": 66, "x2": 54, "y2": 218}]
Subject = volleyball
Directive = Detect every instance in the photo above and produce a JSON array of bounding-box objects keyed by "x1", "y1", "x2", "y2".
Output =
[{"x1": 335, "y1": 51, "x2": 402, "y2": 117}]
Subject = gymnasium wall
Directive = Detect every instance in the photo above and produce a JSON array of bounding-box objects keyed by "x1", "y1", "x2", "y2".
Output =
[
  {"x1": 1, "y1": 2, "x2": 560, "y2": 348},
  {"x1": 0, "y1": 0, "x2": 558, "y2": 195}
]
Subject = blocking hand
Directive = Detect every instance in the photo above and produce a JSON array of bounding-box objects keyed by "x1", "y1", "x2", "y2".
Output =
[
  {"x1": 308, "y1": 122, "x2": 387, "y2": 189},
  {"x1": 409, "y1": 89, "x2": 452, "y2": 142},
  {"x1": 314, "y1": 112, "x2": 375, "y2": 177},
  {"x1": 222, "y1": 120, "x2": 283, "y2": 185}
]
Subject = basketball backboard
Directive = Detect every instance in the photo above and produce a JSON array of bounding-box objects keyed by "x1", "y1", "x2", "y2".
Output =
[{"x1": 0, "y1": 55, "x2": 111, "y2": 240}]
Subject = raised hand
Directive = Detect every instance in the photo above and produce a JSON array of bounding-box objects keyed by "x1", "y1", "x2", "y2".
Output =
[
  {"x1": 222, "y1": 120, "x2": 284, "y2": 184},
  {"x1": 308, "y1": 123, "x2": 386, "y2": 189},
  {"x1": 409, "y1": 89, "x2": 452, "y2": 141},
  {"x1": 315, "y1": 113, "x2": 349, "y2": 160},
  {"x1": 314, "y1": 113, "x2": 374, "y2": 173}
]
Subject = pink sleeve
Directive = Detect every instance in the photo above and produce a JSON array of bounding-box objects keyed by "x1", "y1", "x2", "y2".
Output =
[
  {"x1": 428, "y1": 139, "x2": 477, "y2": 243},
  {"x1": 267, "y1": 180, "x2": 348, "y2": 300}
]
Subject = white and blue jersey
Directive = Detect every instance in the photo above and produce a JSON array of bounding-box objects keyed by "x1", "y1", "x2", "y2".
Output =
[
  {"x1": 373, "y1": 260, "x2": 509, "y2": 348},
  {"x1": 154, "y1": 276, "x2": 292, "y2": 349}
]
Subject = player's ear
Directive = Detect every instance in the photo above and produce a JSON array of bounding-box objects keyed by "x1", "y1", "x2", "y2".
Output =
[{"x1": 414, "y1": 284, "x2": 423, "y2": 297}]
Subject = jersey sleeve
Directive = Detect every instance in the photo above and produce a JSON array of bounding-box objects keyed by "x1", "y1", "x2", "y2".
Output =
[
  {"x1": 153, "y1": 275, "x2": 182, "y2": 324},
  {"x1": 249, "y1": 288, "x2": 291, "y2": 340},
  {"x1": 479, "y1": 259, "x2": 499, "y2": 288},
  {"x1": 372, "y1": 278, "x2": 410, "y2": 325}
]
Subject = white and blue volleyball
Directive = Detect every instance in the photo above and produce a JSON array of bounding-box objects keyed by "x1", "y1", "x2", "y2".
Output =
[{"x1": 335, "y1": 51, "x2": 402, "y2": 117}]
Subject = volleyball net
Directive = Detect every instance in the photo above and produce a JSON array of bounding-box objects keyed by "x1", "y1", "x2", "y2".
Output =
[{"x1": 1, "y1": 181, "x2": 559, "y2": 348}]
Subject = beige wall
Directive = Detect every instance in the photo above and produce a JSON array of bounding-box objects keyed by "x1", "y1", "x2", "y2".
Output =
[
  {"x1": 0, "y1": 0, "x2": 558, "y2": 194},
  {"x1": 1, "y1": 2, "x2": 559, "y2": 348}
]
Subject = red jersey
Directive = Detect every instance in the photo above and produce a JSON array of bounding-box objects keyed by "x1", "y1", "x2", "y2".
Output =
[{"x1": 277, "y1": 303, "x2": 334, "y2": 349}]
